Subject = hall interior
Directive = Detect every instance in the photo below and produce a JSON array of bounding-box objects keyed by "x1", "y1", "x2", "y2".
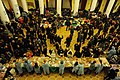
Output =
[{"x1": 0, "y1": 0, "x2": 120, "y2": 80}]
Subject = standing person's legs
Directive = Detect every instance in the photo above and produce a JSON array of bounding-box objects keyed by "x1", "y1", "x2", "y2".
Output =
[
  {"x1": 66, "y1": 26, "x2": 68, "y2": 31},
  {"x1": 104, "y1": 75, "x2": 110, "y2": 80},
  {"x1": 67, "y1": 42, "x2": 70, "y2": 47},
  {"x1": 43, "y1": 69, "x2": 46, "y2": 75},
  {"x1": 61, "y1": 69, "x2": 64, "y2": 75},
  {"x1": 83, "y1": 38, "x2": 85, "y2": 44},
  {"x1": 46, "y1": 68, "x2": 49, "y2": 75},
  {"x1": 88, "y1": 34, "x2": 91, "y2": 39},
  {"x1": 59, "y1": 69, "x2": 62, "y2": 75},
  {"x1": 66, "y1": 26, "x2": 70, "y2": 31},
  {"x1": 85, "y1": 68, "x2": 92, "y2": 74}
]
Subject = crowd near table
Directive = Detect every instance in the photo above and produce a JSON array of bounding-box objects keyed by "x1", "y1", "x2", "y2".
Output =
[{"x1": 6, "y1": 56, "x2": 110, "y2": 68}]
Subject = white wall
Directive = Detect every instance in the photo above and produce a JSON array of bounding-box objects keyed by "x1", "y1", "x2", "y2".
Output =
[
  {"x1": 26, "y1": 0, "x2": 36, "y2": 9},
  {"x1": 2, "y1": 0, "x2": 10, "y2": 10},
  {"x1": 85, "y1": 0, "x2": 92, "y2": 10},
  {"x1": 63, "y1": 0, "x2": 70, "y2": 8},
  {"x1": 48, "y1": 0, "x2": 55, "y2": 8},
  {"x1": 17, "y1": 0, "x2": 22, "y2": 7},
  {"x1": 48, "y1": 0, "x2": 71, "y2": 8},
  {"x1": 2, "y1": 0, "x2": 120, "y2": 12}
]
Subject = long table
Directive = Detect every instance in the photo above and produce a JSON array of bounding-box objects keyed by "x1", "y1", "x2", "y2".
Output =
[
  {"x1": 1, "y1": 56, "x2": 110, "y2": 78},
  {"x1": 15, "y1": 56, "x2": 110, "y2": 68},
  {"x1": 6, "y1": 56, "x2": 110, "y2": 68}
]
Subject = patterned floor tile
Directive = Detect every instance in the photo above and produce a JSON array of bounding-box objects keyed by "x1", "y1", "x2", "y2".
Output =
[
  {"x1": 56, "y1": 76, "x2": 63, "y2": 80},
  {"x1": 98, "y1": 77, "x2": 104, "y2": 80},
  {"x1": 49, "y1": 76, "x2": 55, "y2": 80},
  {"x1": 70, "y1": 77, "x2": 78, "y2": 80},
  {"x1": 33, "y1": 76, "x2": 41, "y2": 80},
  {"x1": 91, "y1": 77, "x2": 99, "y2": 80},
  {"x1": 41, "y1": 76, "x2": 48, "y2": 80},
  {"x1": 77, "y1": 77, "x2": 85, "y2": 80},
  {"x1": 63, "y1": 76, "x2": 71, "y2": 80},
  {"x1": 26, "y1": 76, "x2": 34, "y2": 80}
]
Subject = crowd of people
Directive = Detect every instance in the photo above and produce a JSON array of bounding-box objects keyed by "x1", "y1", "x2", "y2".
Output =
[{"x1": 0, "y1": 7, "x2": 120, "y2": 79}]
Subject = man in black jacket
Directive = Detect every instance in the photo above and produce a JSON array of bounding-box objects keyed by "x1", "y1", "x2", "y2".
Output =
[
  {"x1": 73, "y1": 51, "x2": 81, "y2": 58},
  {"x1": 57, "y1": 35, "x2": 63, "y2": 44},
  {"x1": 65, "y1": 19, "x2": 71, "y2": 31},
  {"x1": 104, "y1": 68, "x2": 119, "y2": 80},
  {"x1": 74, "y1": 43, "x2": 80, "y2": 52},
  {"x1": 65, "y1": 35, "x2": 72, "y2": 47}
]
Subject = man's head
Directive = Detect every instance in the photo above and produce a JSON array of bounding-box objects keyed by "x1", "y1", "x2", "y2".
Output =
[
  {"x1": 60, "y1": 61, "x2": 64, "y2": 64},
  {"x1": 93, "y1": 61, "x2": 96, "y2": 63}
]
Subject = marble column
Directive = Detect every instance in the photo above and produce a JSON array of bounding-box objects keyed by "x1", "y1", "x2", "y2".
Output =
[
  {"x1": 0, "y1": 0, "x2": 10, "y2": 25},
  {"x1": 44, "y1": 0, "x2": 47, "y2": 8},
  {"x1": 105, "y1": 0, "x2": 115, "y2": 17},
  {"x1": 85, "y1": 0, "x2": 92, "y2": 10},
  {"x1": 99, "y1": 0, "x2": 107, "y2": 12},
  {"x1": 10, "y1": 0, "x2": 21, "y2": 18},
  {"x1": 112, "y1": 0, "x2": 120, "y2": 13},
  {"x1": 38, "y1": 0, "x2": 44, "y2": 14},
  {"x1": 57, "y1": 0, "x2": 62, "y2": 16},
  {"x1": 73, "y1": 0, "x2": 80, "y2": 16},
  {"x1": 90, "y1": 0, "x2": 98, "y2": 11},
  {"x1": 72, "y1": 0, "x2": 74, "y2": 12},
  {"x1": 21, "y1": 0, "x2": 28, "y2": 12}
]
